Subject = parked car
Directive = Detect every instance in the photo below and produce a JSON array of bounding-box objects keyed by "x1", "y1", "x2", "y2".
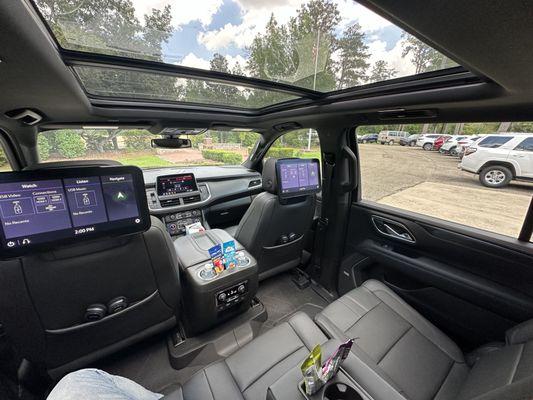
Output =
[
  {"x1": 399, "y1": 134, "x2": 420, "y2": 146},
  {"x1": 439, "y1": 135, "x2": 469, "y2": 155},
  {"x1": 358, "y1": 133, "x2": 378, "y2": 144},
  {"x1": 433, "y1": 135, "x2": 453, "y2": 151},
  {"x1": 459, "y1": 133, "x2": 533, "y2": 187},
  {"x1": 416, "y1": 134, "x2": 443, "y2": 150},
  {"x1": 378, "y1": 130, "x2": 410, "y2": 145},
  {"x1": 457, "y1": 135, "x2": 483, "y2": 158}
]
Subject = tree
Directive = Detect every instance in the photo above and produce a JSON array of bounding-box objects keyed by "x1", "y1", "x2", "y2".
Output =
[
  {"x1": 368, "y1": 60, "x2": 396, "y2": 83},
  {"x1": 401, "y1": 33, "x2": 446, "y2": 74},
  {"x1": 335, "y1": 23, "x2": 370, "y2": 89}
]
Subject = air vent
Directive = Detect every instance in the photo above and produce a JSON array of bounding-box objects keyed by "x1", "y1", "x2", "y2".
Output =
[
  {"x1": 5, "y1": 109, "x2": 43, "y2": 125},
  {"x1": 160, "y1": 198, "x2": 181, "y2": 208},
  {"x1": 378, "y1": 108, "x2": 437, "y2": 120},
  {"x1": 182, "y1": 195, "x2": 201, "y2": 204},
  {"x1": 249, "y1": 179, "x2": 262, "y2": 188},
  {"x1": 273, "y1": 122, "x2": 302, "y2": 132}
]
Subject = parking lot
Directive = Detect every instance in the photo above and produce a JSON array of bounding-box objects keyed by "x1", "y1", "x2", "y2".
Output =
[{"x1": 359, "y1": 144, "x2": 533, "y2": 237}]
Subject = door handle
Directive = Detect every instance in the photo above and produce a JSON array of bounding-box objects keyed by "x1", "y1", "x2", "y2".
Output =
[{"x1": 371, "y1": 216, "x2": 416, "y2": 243}]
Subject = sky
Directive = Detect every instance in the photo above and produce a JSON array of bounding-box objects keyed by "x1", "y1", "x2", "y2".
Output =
[{"x1": 129, "y1": 0, "x2": 418, "y2": 78}]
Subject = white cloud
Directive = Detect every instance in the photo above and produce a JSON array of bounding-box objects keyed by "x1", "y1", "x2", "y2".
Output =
[
  {"x1": 131, "y1": 0, "x2": 223, "y2": 27},
  {"x1": 336, "y1": 1, "x2": 392, "y2": 32},
  {"x1": 367, "y1": 39, "x2": 415, "y2": 77},
  {"x1": 180, "y1": 53, "x2": 210, "y2": 70}
]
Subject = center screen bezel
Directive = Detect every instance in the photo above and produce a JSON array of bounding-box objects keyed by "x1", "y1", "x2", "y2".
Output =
[
  {"x1": 156, "y1": 173, "x2": 199, "y2": 198},
  {"x1": 0, "y1": 166, "x2": 150, "y2": 259}
]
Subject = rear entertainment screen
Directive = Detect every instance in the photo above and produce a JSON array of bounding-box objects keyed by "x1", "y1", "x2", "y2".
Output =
[
  {"x1": 277, "y1": 158, "x2": 321, "y2": 198},
  {"x1": 157, "y1": 173, "x2": 198, "y2": 197},
  {"x1": 0, "y1": 166, "x2": 150, "y2": 258}
]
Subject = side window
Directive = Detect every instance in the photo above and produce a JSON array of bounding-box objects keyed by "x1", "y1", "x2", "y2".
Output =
[
  {"x1": 478, "y1": 136, "x2": 513, "y2": 148},
  {"x1": 0, "y1": 145, "x2": 12, "y2": 172},
  {"x1": 265, "y1": 129, "x2": 320, "y2": 161},
  {"x1": 356, "y1": 123, "x2": 533, "y2": 239},
  {"x1": 515, "y1": 137, "x2": 533, "y2": 151}
]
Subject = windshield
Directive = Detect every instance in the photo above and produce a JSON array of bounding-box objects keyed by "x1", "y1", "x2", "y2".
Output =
[
  {"x1": 33, "y1": 0, "x2": 458, "y2": 105},
  {"x1": 38, "y1": 129, "x2": 258, "y2": 169}
]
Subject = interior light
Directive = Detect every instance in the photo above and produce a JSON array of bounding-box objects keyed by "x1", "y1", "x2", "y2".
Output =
[{"x1": 81, "y1": 125, "x2": 120, "y2": 130}]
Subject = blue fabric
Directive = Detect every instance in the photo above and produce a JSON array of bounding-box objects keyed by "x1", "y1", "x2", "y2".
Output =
[{"x1": 47, "y1": 369, "x2": 163, "y2": 400}]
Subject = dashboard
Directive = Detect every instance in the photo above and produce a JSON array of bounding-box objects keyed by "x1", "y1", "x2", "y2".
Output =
[{"x1": 143, "y1": 166, "x2": 262, "y2": 236}]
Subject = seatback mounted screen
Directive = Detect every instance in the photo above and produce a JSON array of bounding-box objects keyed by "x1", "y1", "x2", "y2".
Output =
[
  {"x1": 0, "y1": 166, "x2": 150, "y2": 258},
  {"x1": 276, "y1": 158, "x2": 321, "y2": 198}
]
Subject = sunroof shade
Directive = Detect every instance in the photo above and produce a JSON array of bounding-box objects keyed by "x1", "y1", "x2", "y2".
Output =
[
  {"x1": 73, "y1": 66, "x2": 299, "y2": 109},
  {"x1": 33, "y1": 0, "x2": 459, "y2": 104}
]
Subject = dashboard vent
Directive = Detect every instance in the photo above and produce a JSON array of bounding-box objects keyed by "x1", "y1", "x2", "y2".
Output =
[
  {"x1": 182, "y1": 195, "x2": 201, "y2": 204},
  {"x1": 160, "y1": 198, "x2": 181, "y2": 208}
]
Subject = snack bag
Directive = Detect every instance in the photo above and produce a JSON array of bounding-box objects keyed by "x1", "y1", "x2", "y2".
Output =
[
  {"x1": 321, "y1": 339, "x2": 354, "y2": 382},
  {"x1": 300, "y1": 345, "x2": 322, "y2": 395},
  {"x1": 208, "y1": 244, "x2": 224, "y2": 274},
  {"x1": 223, "y1": 240, "x2": 237, "y2": 269}
]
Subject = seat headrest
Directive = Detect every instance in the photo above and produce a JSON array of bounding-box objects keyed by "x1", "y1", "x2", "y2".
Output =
[{"x1": 262, "y1": 158, "x2": 279, "y2": 194}]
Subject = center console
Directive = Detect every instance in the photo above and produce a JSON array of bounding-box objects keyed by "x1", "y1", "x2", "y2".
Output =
[{"x1": 173, "y1": 229, "x2": 259, "y2": 335}]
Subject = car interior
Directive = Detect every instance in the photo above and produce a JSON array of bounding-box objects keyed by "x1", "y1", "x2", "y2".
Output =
[{"x1": 0, "y1": 0, "x2": 533, "y2": 399}]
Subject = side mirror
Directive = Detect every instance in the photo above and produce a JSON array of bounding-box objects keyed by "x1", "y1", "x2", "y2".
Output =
[{"x1": 151, "y1": 138, "x2": 192, "y2": 149}]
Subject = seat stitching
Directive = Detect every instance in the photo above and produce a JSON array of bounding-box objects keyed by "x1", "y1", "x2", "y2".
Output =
[
  {"x1": 240, "y1": 344, "x2": 305, "y2": 393},
  {"x1": 376, "y1": 326, "x2": 412, "y2": 365},
  {"x1": 203, "y1": 369, "x2": 216, "y2": 400},
  {"x1": 373, "y1": 289, "x2": 463, "y2": 362},
  {"x1": 287, "y1": 318, "x2": 313, "y2": 350},
  {"x1": 342, "y1": 301, "x2": 382, "y2": 335},
  {"x1": 341, "y1": 292, "x2": 372, "y2": 314},
  {"x1": 508, "y1": 343, "x2": 524, "y2": 384},
  {"x1": 429, "y1": 359, "x2": 455, "y2": 400}
]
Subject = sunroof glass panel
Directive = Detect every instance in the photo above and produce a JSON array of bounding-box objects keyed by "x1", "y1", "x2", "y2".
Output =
[
  {"x1": 34, "y1": 0, "x2": 458, "y2": 94},
  {"x1": 73, "y1": 66, "x2": 299, "y2": 108}
]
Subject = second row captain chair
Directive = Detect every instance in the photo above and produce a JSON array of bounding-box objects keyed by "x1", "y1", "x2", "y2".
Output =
[{"x1": 225, "y1": 158, "x2": 318, "y2": 280}]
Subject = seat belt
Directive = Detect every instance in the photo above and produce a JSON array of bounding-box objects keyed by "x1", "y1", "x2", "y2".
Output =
[{"x1": 310, "y1": 154, "x2": 335, "y2": 279}]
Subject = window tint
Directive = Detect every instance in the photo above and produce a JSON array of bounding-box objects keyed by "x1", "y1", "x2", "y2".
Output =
[
  {"x1": 0, "y1": 145, "x2": 11, "y2": 171},
  {"x1": 515, "y1": 137, "x2": 533, "y2": 151},
  {"x1": 478, "y1": 136, "x2": 513, "y2": 148},
  {"x1": 265, "y1": 129, "x2": 320, "y2": 162},
  {"x1": 356, "y1": 123, "x2": 533, "y2": 238}
]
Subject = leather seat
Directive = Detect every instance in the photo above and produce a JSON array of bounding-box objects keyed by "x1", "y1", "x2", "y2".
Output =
[
  {"x1": 225, "y1": 158, "x2": 316, "y2": 280},
  {"x1": 164, "y1": 312, "x2": 329, "y2": 400},
  {"x1": 315, "y1": 280, "x2": 533, "y2": 400}
]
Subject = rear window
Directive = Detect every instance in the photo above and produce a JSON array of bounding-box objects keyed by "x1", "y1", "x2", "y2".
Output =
[
  {"x1": 478, "y1": 136, "x2": 513, "y2": 148},
  {"x1": 515, "y1": 137, "x2": 533, "y2": 151}
]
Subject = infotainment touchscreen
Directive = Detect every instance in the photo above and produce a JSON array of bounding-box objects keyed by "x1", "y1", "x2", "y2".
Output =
[
  {"x1": 0, "y1": 166, "x2": 150, "y2": 258},
  {"x1": 276, "y1": 158, "x2": 321, "y2": 198},
  {"x1": 157, "y1": 173, "x2": 198, "y2": 197}
]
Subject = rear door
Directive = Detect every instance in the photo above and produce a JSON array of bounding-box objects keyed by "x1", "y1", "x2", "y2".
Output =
[
  {"x1": 510, "y1": 137, "x2": 533, "y2": 178},
  {"x1": 341, "y1": 122, "x2": 533, "y2": 351}
]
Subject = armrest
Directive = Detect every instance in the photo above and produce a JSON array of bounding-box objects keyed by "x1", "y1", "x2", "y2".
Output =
[{"x1": 506, "y1": 319, "x2": 533, "y2": 345}]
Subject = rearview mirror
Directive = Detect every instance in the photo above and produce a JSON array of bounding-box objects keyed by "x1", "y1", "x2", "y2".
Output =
[{"x1": 151, "y1": 138, "x2": 192, "y2": 149}]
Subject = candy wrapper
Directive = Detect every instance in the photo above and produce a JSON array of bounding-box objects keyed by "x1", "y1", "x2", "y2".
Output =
[
  {"x1": 223, "y1": 240, "x2": 237, "y2": 269},
  {"x1": 300, "y1": 345, "x2": 322, "y2": 395},
  {"x1": 208, "y1": 244, "x2": 224, "y2": 274},
  {"x1": 300, "y1": 339, "x2": 354, "y2": 395}
]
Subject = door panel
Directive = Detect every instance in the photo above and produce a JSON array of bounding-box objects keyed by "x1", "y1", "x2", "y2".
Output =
[{"x1": 342, "y1": 202, "x2": 533, "y2": 350}]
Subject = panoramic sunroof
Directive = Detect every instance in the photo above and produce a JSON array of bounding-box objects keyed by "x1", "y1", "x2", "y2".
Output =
[{"x1": 33, "y1": 0, "x2": 459, "y2": 107}]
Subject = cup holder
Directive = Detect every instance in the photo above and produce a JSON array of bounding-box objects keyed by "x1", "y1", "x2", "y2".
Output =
[{"x1": 322, "y1": 382, "x2": 362, "y2": 400}]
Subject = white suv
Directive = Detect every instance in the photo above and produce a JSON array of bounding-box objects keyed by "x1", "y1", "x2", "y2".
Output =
[
  {"x1": 416, "y1": 134, "x2": 441, "y2": 150},
  {"x1": 460, "y1": 133, "x2": 533, "y2": 187}
]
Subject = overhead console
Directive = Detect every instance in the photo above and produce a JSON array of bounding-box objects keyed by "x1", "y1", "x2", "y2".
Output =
[{"x1": 0, "y1": 166, "x2": 150, "y2": 258}]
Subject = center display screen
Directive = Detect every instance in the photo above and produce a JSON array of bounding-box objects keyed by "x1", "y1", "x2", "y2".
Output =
[
  {"x1": 157, "y1": 173, "x2": 198, "y2": 197},
  {"x1": 277, "y1": 158, "x2": 321, "y2": 198},
  {"x1": 0, "y1": 166, "x2": 150, "y2": 258}
]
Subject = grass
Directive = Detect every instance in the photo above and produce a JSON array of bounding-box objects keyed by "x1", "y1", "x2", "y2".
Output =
[{"x1": 116, "y1": 154, "x2": 174, "y2": 168}]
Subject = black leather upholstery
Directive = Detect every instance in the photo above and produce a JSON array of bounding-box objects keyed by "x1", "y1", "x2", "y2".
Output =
[
  {"x1": 181, "y1": 311, "x2": 328, "y2": 400},
  {"x1": 316, "y1": 280, "x2": 533, "y2": 400},
  {"x1": 229, "y1": 158, "x2": 316, "y2": 280},
  {"x1": 0, "y1": 216, "x2": 181, "y2": 377}
]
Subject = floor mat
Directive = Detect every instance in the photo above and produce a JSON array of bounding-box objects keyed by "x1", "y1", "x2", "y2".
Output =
[{"x1": 256, "y1": 272, "x2": 329, "y2": 331}]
